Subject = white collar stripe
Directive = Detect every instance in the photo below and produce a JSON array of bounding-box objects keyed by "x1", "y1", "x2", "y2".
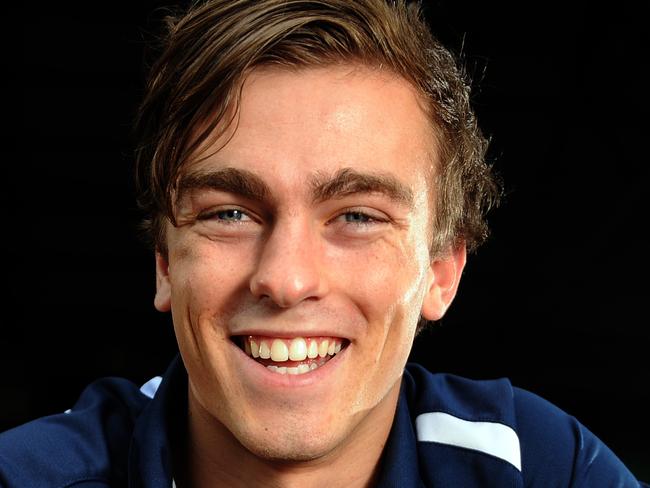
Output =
[
  {"x1": 139, "y1": 376, "x2": 163, "y2": 399},
  {"x1": 415, "y1": 411, "x2": 522, "y2": 471}
]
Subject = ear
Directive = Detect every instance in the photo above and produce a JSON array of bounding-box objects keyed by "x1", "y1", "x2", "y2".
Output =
[
  {"x1": 154, "y1": 251, "x2": 172, "y2": 312},
  {"x1": 420, "y1": 243, "x2": 467, "y2": 321}
]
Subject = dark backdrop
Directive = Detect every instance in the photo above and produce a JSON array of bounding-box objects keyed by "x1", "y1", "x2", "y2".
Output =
[{"x1": 6, "y1": 1, "x2": 648, "y2": 479}]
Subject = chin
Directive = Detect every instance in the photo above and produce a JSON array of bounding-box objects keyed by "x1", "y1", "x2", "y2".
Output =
[{"x1": 235, "y1": 418, "x2": 341, "y2": 463}]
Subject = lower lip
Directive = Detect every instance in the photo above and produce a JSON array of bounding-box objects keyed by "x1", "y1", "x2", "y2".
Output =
[{"x1": 232, "y1": 340, "x2": 347, "y2": 389}]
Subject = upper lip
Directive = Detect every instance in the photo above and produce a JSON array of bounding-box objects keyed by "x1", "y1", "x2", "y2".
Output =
[{"x1": 229, "y1": 328, "x2": 350, "y2": 341}]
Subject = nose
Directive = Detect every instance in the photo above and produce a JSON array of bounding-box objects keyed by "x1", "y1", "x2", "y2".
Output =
[{"x1": 249, "y1": 218, "x2": 328, "y2": 308}]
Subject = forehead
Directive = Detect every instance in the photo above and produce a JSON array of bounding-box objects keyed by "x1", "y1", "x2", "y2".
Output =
[{"x1": 185, "y1": 65, "x2": 438, "y2": 198}]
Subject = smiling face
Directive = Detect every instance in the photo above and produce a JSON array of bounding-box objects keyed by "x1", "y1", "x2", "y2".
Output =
[{"x1": 154, "y1": 65, "x2": 466, "y2": 467}]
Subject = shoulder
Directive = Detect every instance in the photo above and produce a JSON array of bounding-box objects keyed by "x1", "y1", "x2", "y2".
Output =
[
  {"x1": 0, "y1": 376, "x2": 154, "y2": 488},
  {"x1": 512, "y1": 386, "x2": 641, "y2": 487},
  {"x1": 404, "y1": 364, "x2": 642, "y2": 487}
]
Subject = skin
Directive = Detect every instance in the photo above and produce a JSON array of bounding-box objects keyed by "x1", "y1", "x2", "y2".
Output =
[{"x1": 154, "y1": 65, "x2": 466, "y2": 488}]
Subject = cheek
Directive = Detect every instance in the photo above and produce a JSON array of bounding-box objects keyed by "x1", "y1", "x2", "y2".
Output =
[
  {"x1": 168, "y1": 240, "x2": 255, "y2": 325},
  {"x1": 341, "y1": 247, "x2": 425, "y2": 412},
  {"x1": 326, "y1": 240, "x2": 427, "y2": 321}
]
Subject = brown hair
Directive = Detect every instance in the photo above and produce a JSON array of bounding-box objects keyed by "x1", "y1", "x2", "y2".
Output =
[{"x1": 134, "y1": 0, "x2": 500, "y2": 257}]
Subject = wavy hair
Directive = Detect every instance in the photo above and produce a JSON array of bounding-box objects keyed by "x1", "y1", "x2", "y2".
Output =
[{"x1": 134, "y1": 0, "x2": 500, "y2": 257}]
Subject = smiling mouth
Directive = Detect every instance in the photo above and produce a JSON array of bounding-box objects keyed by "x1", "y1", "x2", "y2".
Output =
[{"x1": 235, "y1": 336, "x2": 348, "y2": 375}]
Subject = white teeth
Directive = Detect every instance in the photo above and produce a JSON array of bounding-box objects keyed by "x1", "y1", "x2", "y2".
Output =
[
  {"x1": 259, "y1": 341, "x2": 271, "y2": 359},
  {"x1": 266, "y1": 362, "x2": 319, "y2": 375},
  {"x1": 270, "y1": 339, "x2": 289, "y2": 362},
  {"x1": 251, "y1": 340, "x2": 260, "y2": 358},
  {"x1": 307, "y1": 340, "x2": 318, "y2": 358},
  {"x1": 288, "y1": 337, "x2": 307, "y2": 361},
  {"x1": 318, "y1": 340, "x2": 329, "y2": 357},
  {"x1": 246, "y1": 337, "x2": 345, "y2": 364}
]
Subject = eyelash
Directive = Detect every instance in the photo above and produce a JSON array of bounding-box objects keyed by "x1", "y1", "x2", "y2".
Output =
[
  {"x1": 197, "y1": 208, "x2": 254, "y2": 223},
  {"x1": 332, "y1": 210, "x2": 385, "y2": 226},
  {"x1": 197, "y1": 207, "x2": 387, "y2": 228}
]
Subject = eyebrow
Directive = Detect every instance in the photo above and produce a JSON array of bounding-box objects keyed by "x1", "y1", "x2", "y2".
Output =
[
  {"x1": 176, "y1": 166, "x2": 414, "y2": 208},
  {"x1": 176, "y1": 167, "x2": 272, "y2": 206},
  {"x1": 310, "y1": 168, "x2": 414, "y2": 207}
]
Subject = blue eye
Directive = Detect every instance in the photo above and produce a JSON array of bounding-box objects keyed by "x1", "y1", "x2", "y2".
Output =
[
  {"x1": 343, "y1": 212, "x2": 372, "y2": 224},
  {"x1": 198, "y1": 208, "x2": 253, "y2": 223},
  {"x1": 216, "y1": 209, "x2": 250, "y2": 221}
]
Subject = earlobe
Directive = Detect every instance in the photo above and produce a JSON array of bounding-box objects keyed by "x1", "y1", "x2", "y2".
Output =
[
  {"x1": 154, "y1": 251, "x2": 172, "y2": 312},
  {"x1": 420, "y1": 243, "x2": 467, "y2": 321}
]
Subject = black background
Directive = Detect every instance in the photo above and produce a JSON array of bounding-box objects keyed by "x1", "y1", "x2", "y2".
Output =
[{"x1": 6, "y1": 1, "x2": 649, "y2": 479}]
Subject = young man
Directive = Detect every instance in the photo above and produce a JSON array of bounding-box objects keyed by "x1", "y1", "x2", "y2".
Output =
[{"x1": 1, "y1": 1, "x2": 645, "y2": 487}]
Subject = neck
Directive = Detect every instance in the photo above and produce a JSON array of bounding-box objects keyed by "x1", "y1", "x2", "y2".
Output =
[{"x1": 177, "y1": 381, "x2": 401, "y2": 488}]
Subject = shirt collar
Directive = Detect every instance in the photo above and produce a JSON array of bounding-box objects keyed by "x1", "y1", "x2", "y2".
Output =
[
  {"x1": 129, "y1": 355, "x2": 186, "y2": 488},
  {"x1": 374, "y1": 368, "x2": 425, "y2": 488}
]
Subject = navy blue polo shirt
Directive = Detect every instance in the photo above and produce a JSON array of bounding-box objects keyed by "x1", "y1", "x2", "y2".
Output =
[{"x1": 0, "y1": 356, "x2": 645, "y2": 487}]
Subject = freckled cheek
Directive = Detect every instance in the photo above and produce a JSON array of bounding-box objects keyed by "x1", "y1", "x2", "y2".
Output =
[
  {"x1": 169, "y1": 242, "x2": 255, "y2": 321},
  {"x1": 326, "y1": 245, "x2": 420, "y2": 328},
  {"x1": 343, "y1": 251, "x2": 421, "y2": 404}
]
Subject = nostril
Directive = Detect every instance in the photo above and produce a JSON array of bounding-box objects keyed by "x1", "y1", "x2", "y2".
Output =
[
  {"x1": 249, "y1": 253, "x2": 328, "y2": 308},
  {"x1": 256, "y1": 293, "x2": 292, "y2": 310}
]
